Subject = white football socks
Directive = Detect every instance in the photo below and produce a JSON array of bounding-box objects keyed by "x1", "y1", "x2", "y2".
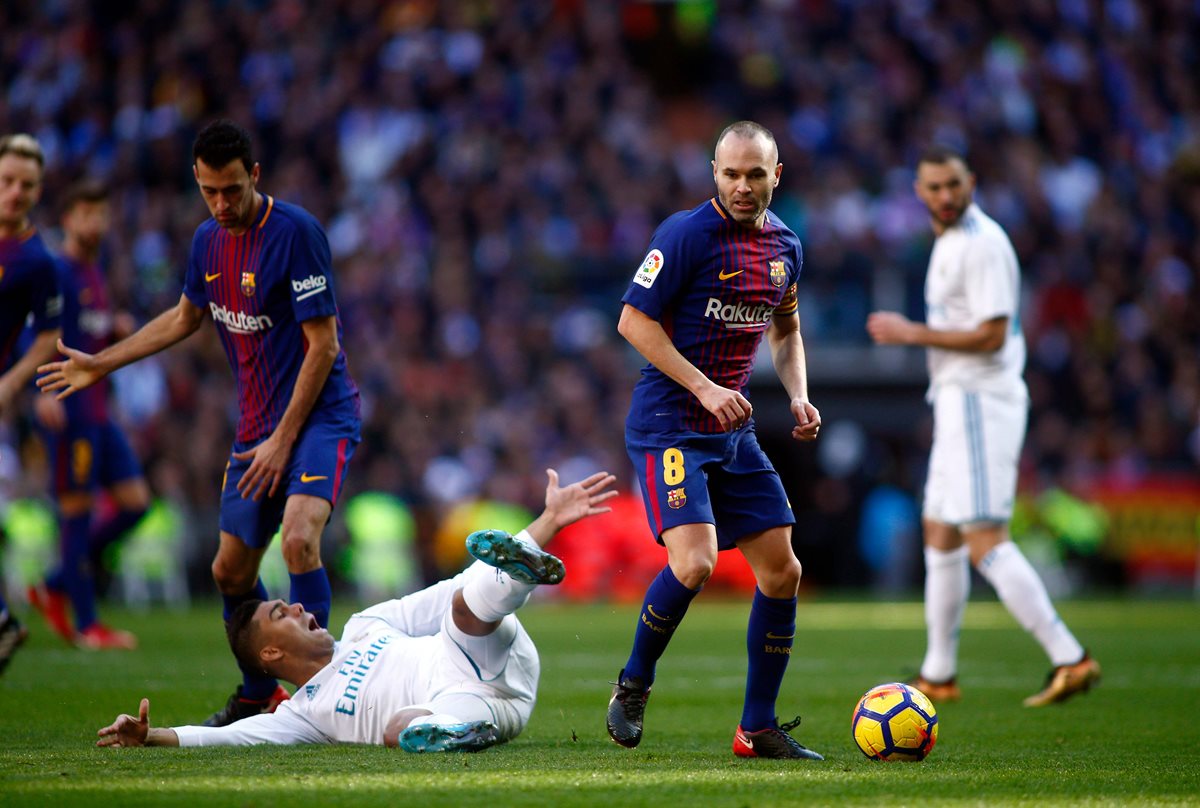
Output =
[
  {"x1": 461, "y1": 561, "x2": 536, "y2": 623},
  {"x1": 920, "y1": 545, "x2": 970, "y2": 682},
  {"x1": 976, "y1": 541, "x2": 1084, "y2": 666}
]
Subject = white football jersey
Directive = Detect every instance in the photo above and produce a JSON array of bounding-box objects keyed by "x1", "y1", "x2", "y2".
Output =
[
  {"x1": 173, "y1": 567, "x2": 538, "y2": 747},
  {"x1": 923, "y1": 203, "x2": 1027, "y2": 401}
]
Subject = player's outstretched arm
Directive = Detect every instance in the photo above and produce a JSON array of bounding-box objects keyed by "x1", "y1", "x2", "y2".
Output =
[
  {"x1": 867, "y1": 311, "x2": 1008, "y2": 353},
  {"x1": 96, "y1": 698, "x2": 180, "y2": 748},
  {"x1": 38, "y1": 294, "x2": 205, "y2": 400},
  {"x1": 523, "y1": 469, "x2": 618, "y2": 547}
]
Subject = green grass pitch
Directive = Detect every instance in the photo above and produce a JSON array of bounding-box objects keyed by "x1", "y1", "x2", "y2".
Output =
[{"x1": 1, "y1": 596, "x2": 1197, "y2": 807}]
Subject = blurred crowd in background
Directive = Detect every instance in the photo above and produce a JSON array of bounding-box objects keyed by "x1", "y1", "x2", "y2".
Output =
[{"x1": 1, "y1": 1, "x2": 1196, "y2": 597}]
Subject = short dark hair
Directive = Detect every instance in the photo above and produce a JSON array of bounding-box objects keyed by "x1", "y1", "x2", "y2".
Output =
[
  {"x1": 715, "y1": 121, "x2": 779, "y2": 162},
  {"x1": 0, "y1": 133, "x2": 45, "y2": 170},
  {"x1": 226, "y1": 599, "x2": 268, "y2": 675},
  {"x1": 917, "y1": 145, "x2": 970, "y2": 171},
  {"x1": 59, "y1": 178, "x2": 109, "y2": 217},
  {"x1": 193, "y1": 120, "x2": 255, "y2": 173}
]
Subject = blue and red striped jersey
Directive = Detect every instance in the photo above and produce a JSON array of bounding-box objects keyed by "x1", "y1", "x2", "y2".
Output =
[
  {"x1": 0, "y1": 228, "x2": 61, "y2": 370},
  {"x1": 621, "y1": 197, "x2": 802, "y2": 435},
  {"x1": 182, "y1": 196, "x2": 360, "y2": 443},
  {"x1": 54, "y1": 254, "x2": 113, "y2": 423}
]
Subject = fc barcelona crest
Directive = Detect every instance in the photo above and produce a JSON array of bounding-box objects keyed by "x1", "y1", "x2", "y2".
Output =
[
  {"x1": 667, "y1": 487, "x2": 686, "y2": 509},
  {"x1": 769, "y1": 260, "x2": 786, "y2": 287},
  {"x1": 241, "y1": 272, "x2": 256, "y2": 296}
]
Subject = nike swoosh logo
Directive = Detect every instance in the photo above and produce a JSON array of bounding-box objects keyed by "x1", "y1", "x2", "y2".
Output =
[
  {"x1": 718, "y1": 269, "x2": 744, "y2": 281},
  {"x1": 205, "y1": 272, "x2": 221, "y2": 282},
  {"x1": 736, "y1": 730, "x2": 753, "y2": 750},
  {"x1": 299, "y1": 473, "x2": 328, "y2": 483},
  {"x1": 765, "y1": 632, "x2": 794, "y2": 640},
  {"x1": 646, "y1": 605, "x2": 672, "y2": 621}
]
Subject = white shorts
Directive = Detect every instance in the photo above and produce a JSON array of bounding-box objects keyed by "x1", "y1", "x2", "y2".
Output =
[
  {"x1": 923, "y1": 386, "x2": 1027, "y2": 526},
  {"x1": 408, "y1": 610, "x2": 540, "y2": 741}
]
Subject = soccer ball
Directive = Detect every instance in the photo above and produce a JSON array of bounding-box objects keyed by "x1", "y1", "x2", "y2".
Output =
[{"x1": 851, "y1": 682, "x2": 938, "y2": 761}]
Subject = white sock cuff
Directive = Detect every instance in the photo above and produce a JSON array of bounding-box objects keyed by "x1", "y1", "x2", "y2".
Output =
[{"x1": 513, "y1": 529, "x2": 535, "y2": 546}]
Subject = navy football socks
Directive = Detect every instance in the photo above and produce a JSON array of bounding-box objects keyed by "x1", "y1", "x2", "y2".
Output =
[
  {"x1": 90, "y1": 507, "x2": 146, "y2": 560},
  {"x1": 289, "y1": 567, "x2": 332, "y2": 629},
  {"x1": 740, "y1": 588, "x2": 797, "y2": 732},
  {"x1": 623, "y1": 565, "x2": 700, "y2": 683},
  {"x1": 48, "y1": 513, "x2": 96, "y2": 631},
  {"x1": 223, "y1": 578, "x2": 277, "y2": 701}
]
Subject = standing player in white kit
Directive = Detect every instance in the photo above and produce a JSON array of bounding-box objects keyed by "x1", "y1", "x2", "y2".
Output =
[{"x1": 867, "y1": 146, "x2": 1100, "y2": 707}]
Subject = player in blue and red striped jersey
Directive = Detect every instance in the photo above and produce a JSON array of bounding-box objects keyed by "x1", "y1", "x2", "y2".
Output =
[
  {"x1": 0, "y1": 134, "x2": 62, "y2": 421},
  {"x1": 38, "y1": 120, "x2": 361, "y2": 725},
  {"x1": 606, "y1": 122, "x2": 824, "y2": 760},
  {"x1": 0, "y1": 133, "x2": 62, "y2": 675},
  {"x1": 28, "y1": 179, "x2": 150, "y2": 651}
]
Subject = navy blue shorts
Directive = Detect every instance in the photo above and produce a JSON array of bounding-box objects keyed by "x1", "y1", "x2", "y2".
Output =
[
  {"x1": 44, "y1": 420, "x2": 143, "y2": 495},
  {"x1": 219, "y1": 415, "x2": 359, "y2": 548},
  {"x1": 626, "y1": 424, "x2": 794, "y2": 550}
]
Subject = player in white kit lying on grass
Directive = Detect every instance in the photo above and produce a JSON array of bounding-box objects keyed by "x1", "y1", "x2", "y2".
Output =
[{"x1": 96, "y1": 469, "x2": 616, "y2": 752}]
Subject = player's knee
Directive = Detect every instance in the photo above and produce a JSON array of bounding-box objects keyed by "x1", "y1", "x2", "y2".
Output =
[
  {"x1": 125, "y1": 488, "x2": 151, "y2": 513},
  {"x1": 211, "y1": 557, "x2": 256, "y2": 594},
  {"x1": 757, "y1": 558, "x2": 802, "y2": 598},
  {"x1": 112, "y1": 479, "x2": 152, "y2": 513},
  {"x1": 58, "y1": 491, "x2": 92, "y2": 517},
  {"x1": 279, "y1": 531, "x2": 321, "y2": 572},
  {"x1": 672, "y1": 556, "x2": 715, "y2": 589}
]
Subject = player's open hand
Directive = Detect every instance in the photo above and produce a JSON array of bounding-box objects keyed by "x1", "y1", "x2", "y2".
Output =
[
  {"x1": 36, "y1": 340, "x2": 104, "y2": 400},
  {"x1": 697, "y1": 382, "x2": 753, "y2": 431},
  {"x1": 97, "y1": 698, "x2": 151, "y2": 747},
  {"x1": 790, "y1": 398, "x2": 821, "y2": 442},
  {"x1": 233, "y1": 431, "x2": 293, "y2": 501},
  {"x1": 545, "y1": 468, "x2": 618, "y2": 530}
]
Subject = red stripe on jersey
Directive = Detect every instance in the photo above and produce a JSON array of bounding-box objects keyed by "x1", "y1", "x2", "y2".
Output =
[
  {"x1": 224, "y1": 228, "x2": 256, "y2": 441},
  {"x1": 253, "y1": 227, "x2": 273, "y2": 441},
  {"x1": 331, "y1": 438, "x2": 348, "y2": 504},
  {"x1": 246, "y1": 199, "x2": 275, "y2": 441},
  {"x1": 644, "y1": 451, "x2": 662, "y2": 537},
  {"x1": 243, "y1": 224, "x2": 266, "y2": 440}
]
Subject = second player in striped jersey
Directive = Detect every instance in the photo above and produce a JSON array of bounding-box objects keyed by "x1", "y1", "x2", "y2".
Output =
[
  {"x1": 29, "y1": 180, "x2": 150, "y2": 651},
  {"x1": 607, "y1": 121, "x2": 824, "y2": 760},
  {"x1": 0, "y1": 133, "x2": 62, "y2": 675},
  {"x1": 38, "y1": 120, "x2": 361, "y2": 726},
  {"x1": 0, "y1": 134, "x2": 61, "y2": 419}
]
